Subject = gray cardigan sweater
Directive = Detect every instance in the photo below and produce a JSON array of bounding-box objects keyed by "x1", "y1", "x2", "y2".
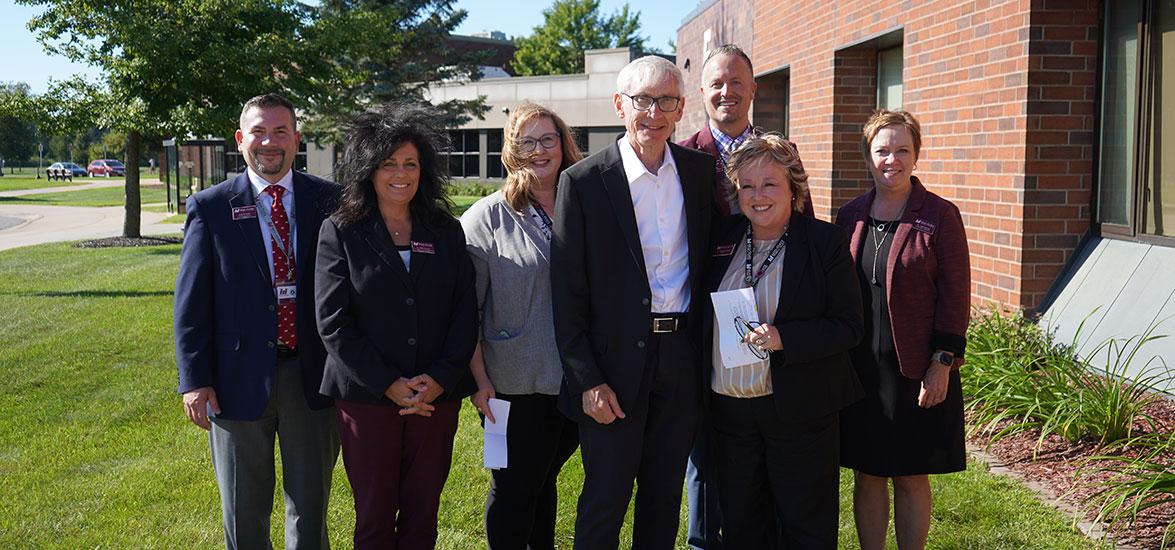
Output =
[{"x1": 460, "y1": 191, "x2": 563, "y2": 395}]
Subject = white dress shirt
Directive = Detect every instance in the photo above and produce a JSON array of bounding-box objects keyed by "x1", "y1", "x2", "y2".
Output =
[
  {"x1": 617, "y1": 137, "x2": 690, "y2": 313},
  {"x1": 246, "y1": 168, "x2": 297, "y2": 284}
]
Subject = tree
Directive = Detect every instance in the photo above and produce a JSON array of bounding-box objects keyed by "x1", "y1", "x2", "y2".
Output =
[
  {"x1": 0, "y1": 83, "x2": 37, "y2": 172},
  {"x1": 511, "y1": 0, "x2": 646, "y2": 76},
  {"x1": 14, "y1": 0, "x2": 487, "y2": 237},
  {"x1": 300, "y1": 0, "x2": 489, "y2": 143}
]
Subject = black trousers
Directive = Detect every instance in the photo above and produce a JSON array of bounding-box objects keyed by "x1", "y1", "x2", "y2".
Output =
[
  {"x1": 712, "y1": 394, "x2": 840, "y2": 550},
  {"x1": 574, "y1": 330, "x2": 700, "y2": 550},
  {"x1": 485, "y1": 393, "x2": 579, "y2": 550}
]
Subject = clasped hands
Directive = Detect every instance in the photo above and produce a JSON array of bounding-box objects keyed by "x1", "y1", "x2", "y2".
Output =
[{"x1": 385, "y1": 374, "x2": 444, "y2": 417}]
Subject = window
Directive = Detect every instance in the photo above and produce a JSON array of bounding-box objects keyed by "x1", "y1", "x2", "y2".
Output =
[
  {"x1": 486, "y1": 130, "x2": 504, "y2": 179},
  {"x1": 877, "y1": 46, "x2": 903, "y2": 109},
  {"x1": 1097, "y1": 0, "x2": 1175, "y2": 239},
  {"x1": 752, "y1": 68, "x2": 789, "y2": 137},
  {"x1": 448, "y1": 130, "x2": 480, "y2": 178}
]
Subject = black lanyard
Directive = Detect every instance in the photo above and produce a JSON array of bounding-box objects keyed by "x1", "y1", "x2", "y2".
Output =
[
  {"x1": 532, "y1": 202, "x2": 553, "y2": 232},
  {"x1": 743, "y1": 226, "x2": 787, "y2": 289}
]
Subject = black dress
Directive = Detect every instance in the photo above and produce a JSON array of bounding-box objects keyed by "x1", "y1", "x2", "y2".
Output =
[{"x1": 839, "y1": 217, "x2": 966, "y2": 477}]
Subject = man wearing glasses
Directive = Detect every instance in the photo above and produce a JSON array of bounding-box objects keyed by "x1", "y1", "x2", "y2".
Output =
[{"x1": 551, "y1": 55, "x2": 713, "y2": 548}]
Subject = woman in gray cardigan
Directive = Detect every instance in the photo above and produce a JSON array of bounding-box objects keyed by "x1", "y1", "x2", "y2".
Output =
[{"x1": 460, "y1": 101, "x2": 584, "y2": 550}]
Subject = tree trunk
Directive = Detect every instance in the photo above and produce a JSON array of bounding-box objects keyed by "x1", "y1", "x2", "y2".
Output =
[{"x1": 124, "y1": 130, "x2": 142, "y2": 238}]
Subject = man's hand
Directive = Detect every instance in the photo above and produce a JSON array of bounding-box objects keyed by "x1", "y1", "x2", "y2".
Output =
[
  {"x1": 183, "y1": 387, "x2": 220, "y2": 430},
  {"x1": 582, "y1": 383, "x2": 625, "y2": 424},
  {"x1": 918, "y1": 361, "x2": 951, "y2": 408}
]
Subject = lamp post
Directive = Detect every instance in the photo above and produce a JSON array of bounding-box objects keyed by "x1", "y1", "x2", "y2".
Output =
[{"x1": 37, "y1": 142, "x2": 43, "y2": 180}]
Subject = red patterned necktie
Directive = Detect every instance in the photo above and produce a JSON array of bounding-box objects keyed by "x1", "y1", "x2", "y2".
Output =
[{"x1": 264, "y1": 184, "x2": 297, "y2": 349}]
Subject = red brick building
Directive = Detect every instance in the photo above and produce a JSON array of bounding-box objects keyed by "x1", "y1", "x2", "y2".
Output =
[{"x1": 677, "y1": 0, "x2": 1175, "y2": 385}]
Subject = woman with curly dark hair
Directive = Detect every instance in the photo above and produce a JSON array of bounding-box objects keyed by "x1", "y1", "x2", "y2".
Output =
[{"x1": 314, "y1": 104, "x2": 476, "y2": 549}]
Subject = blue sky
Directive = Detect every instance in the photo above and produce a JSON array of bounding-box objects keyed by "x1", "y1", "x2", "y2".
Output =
[{"x1": 0, "y1": 0, "x2": 691, "y2": 95}]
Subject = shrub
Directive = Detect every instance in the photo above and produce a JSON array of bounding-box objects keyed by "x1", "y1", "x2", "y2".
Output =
[{"x1": 965, "y1": 307, "x2": 1167, "y2": 450}]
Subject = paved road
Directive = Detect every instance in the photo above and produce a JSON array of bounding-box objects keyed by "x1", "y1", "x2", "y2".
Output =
[{"x1": 0, "y1": 204, "x2": 176, "y2": 252}]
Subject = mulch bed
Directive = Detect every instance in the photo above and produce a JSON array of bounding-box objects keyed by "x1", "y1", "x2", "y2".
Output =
[
  {"x1": 967, "y1": 397, "x2": 1175, "y2": 549},
  {"x1": 75, "y1": 236, "x2": 182, "y2": 248}
]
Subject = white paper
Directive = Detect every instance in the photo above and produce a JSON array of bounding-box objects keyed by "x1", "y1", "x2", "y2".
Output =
[
  {"x1": 482, "y1": 398, "x2": 510, "y2": 469},
  {"x1": 710, "y1": 288, "x2": 763, "y2": 369}
]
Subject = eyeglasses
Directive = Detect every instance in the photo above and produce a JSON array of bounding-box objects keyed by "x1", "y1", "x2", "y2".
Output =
[
  {"x1": 516, "y1": 133, "x2": 560, "y2": 153},
  {"x1": 621, "y1": 93, "x2": 681, "y2": 113},
  {"x1": 733, "y1": 316, "x2": 769, "y2": 360}
]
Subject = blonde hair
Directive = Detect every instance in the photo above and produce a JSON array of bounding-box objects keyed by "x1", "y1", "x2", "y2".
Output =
[
  {"x1": 501, "y1": 102, "x2": 583, "y2": 212},
  {"x1": 726, "y1": 132, "x2": 809, "y2": 213},
  {"x1": 862, "y1": 109, "x2": 922, "y2": 162}
]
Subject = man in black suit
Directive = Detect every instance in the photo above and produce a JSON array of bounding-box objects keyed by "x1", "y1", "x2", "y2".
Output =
[{"x1": 551, "y1": 55, "x2": 713, "y2": 549}]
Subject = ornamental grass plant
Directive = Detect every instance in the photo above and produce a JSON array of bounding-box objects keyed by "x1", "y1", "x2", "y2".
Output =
[
  {"x1": 1081, "y1": 432, "x2": 1175, "y2": 548},
  {"x1": 965, "y1": 307, "x2": 1167, "y2": 451}
]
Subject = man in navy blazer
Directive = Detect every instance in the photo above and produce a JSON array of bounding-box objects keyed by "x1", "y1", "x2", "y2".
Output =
[{"x1": 174, "y1": 93, "x2": 341, "y2": 550}]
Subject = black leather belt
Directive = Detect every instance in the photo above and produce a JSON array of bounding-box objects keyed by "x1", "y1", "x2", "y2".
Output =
[
  {"x1": 276, "y1": 345, "x2": 298, "y2": 359},
  {"x1": 651, "y1": 314, "x2": 688, "y2": 333}
]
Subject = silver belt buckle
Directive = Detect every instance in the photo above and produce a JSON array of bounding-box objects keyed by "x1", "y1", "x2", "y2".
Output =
[{"x1": 651, "y1": 317, "x2": 677, "y2": 333}]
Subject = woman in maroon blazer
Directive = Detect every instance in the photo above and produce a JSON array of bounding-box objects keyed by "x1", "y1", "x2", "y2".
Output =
[{"x1": 835, "y1": 109, "x2": 971, "y2": 550}]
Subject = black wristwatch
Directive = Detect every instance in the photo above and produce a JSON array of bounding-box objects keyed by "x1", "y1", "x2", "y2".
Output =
[{"x1": 931, "y1": 350, "x2": 956, "y2": 367}]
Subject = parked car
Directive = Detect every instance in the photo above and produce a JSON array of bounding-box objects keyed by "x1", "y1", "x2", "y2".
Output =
[
  {"x1": 47, "y1": 162, "x2": 89, "y2": 181},
  {"x1": 87, "y1": 159, "x2": 126, "y2": 177},
  {"x1": 54, "y1": 162, "x2": 88, "y2": 177}
]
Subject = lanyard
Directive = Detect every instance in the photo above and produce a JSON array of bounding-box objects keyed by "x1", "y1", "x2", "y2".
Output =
[
  {"x1": 743, "y1": 226, "x2": 787, "y2": 289},
  {"x1": 259, "y1": 194, "x2": 295, "y2": 281},
  {"x1": 532, "y1": 202, "x2": 553, "y2": 232}
]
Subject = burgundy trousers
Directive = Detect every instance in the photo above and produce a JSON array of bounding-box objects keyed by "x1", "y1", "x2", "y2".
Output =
[{"x1": 335, "y1": 398, "x2": 460, "y2": 550}]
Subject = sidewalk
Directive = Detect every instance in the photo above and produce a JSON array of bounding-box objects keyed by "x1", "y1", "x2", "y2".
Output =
[{"x1": 0, "y1": 203, "x2": 176, "y2": 252}]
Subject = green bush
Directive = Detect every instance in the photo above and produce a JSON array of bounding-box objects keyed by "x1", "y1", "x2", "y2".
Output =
[
  {"x1": 965, "y1": 307, "x2": 1166, "y2": 449},
  {"x1": 446, "y1": 180, "x2": 500, "y2": 197}
]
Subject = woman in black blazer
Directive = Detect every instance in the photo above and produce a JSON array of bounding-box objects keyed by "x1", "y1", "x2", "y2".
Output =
[
  {"x1": 703, "y1": 133, "x2": 863, "y2": 549},
  {"x1": 315, "y1": 104, "x2": 476, "y2": 549}
]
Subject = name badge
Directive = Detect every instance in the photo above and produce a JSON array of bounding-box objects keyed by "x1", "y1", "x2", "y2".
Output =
[
  {"x1": 232, "y1": 205, "x2": 258, "y2": 220},
  {"x1": 276, "y1": 284, "x2": 297, "y2": 303},
  {"x1": 912, "y1": 218, "x2": 936, "y2": 235},
  {"x1": 712, "y1": 244, "x2": 736, "y2": 257},
  {"x1": 410, "y1": 241, "x2": 436, "y2": 254}
]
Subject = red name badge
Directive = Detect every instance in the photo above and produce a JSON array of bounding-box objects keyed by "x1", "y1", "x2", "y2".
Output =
[
  {"x1": 712, "y1": 244, "x2": 736, "y2": 257},
  {"x1": 410, "y1": 241, "x2": 436, "y2": 254},
  {"x1": 912, "y1": 218, "x2": 937, "y2": 235},
  {"x1": 232, "y1": 205, "x2": 258, "y2": 220},
  {"x1": 276, "y1": 284, "x2": 297, "y2": 303}
]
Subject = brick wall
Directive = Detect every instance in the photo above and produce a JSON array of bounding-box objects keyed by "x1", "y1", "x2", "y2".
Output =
[{"x1": 677, "y1": 0, "x2": 1097, "y2": 311}]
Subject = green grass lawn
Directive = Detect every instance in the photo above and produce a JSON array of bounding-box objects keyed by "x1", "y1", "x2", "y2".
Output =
[
  {"x1": 0, "y1": 176, "x2": 103, "y2": 193},
  {"x1": 0, "y1": 184, "x2": 168, "y2": 207},
  {"x1": 0, "y1": 241, "x2": 1103, "y2": 549}
]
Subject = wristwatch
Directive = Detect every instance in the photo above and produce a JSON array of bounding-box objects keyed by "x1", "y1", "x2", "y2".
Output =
[{"x1": 931, "y1": 350, "x2": 956, "y2": 367}]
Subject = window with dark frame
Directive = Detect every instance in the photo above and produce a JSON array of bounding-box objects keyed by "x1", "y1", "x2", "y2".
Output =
[{"x1": 1097, "y1": 0, "x2": 1174, "y2": 240}]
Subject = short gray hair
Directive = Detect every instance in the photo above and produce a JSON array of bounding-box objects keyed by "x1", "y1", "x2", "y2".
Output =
[{"x1": 616, "y1": 55, "x2": 684, "y2": 96}]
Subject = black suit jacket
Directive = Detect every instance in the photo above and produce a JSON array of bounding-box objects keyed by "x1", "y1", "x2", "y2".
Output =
[
  {"x1": 551, "y1": 138, "x2": 714, "y2": 422},
  {"x1": 175, "y1": 171, "x2": 339, "y2": 420},
  {"x1": 703, "y1": 214, "x2": 865, "y2": 420},
  {"x1": 314, "y1": 211, "x2": 476, "y2": 405}
]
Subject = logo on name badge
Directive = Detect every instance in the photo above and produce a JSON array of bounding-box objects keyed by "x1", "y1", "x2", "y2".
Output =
[
  {"x1": 410, "y1": 241, "x2": 436, "y2": 254},
  {"x1": 712, "y1": 244, "x2": 736, "y2": 257},
  {"x1": 232, "y1": 205, "x2": 258, "y2": 220},
  {"x1": 912, "y1": 218, "x2": 936, "y2": 235}
]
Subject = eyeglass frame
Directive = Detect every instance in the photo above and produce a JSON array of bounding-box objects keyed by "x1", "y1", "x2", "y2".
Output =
[
  {"x1": 733, "y1": 315, "x2": 769, "y2": 360},
  {"x1": 620, "y1": 93, "x2": 682, "y2": 113},
  {"x1": 514, "y1": 132, "x2": 561, "y2": 153}
]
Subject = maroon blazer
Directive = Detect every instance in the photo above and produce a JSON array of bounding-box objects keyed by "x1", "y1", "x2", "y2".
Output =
[
  {"x1": 679, "y1": 127, "x2": 816, "y2": 218},
  {"x1": 834, "y1": 176, "x2": 970, "y2": 380}
]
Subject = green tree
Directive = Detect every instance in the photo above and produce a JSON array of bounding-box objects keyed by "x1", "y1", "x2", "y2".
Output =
[
  {"x1": 511, "y1": 0, "x2": 646, "y2": 76},
  {"x1": 14, "y1": 0, "x2": 487, "y2": 237},
  {"x1": 0, "y1": 83, "x2": 37, "y2": 172},
  {"x1": 301, "y1": 0, "x2": 490, "y2": 143}
]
